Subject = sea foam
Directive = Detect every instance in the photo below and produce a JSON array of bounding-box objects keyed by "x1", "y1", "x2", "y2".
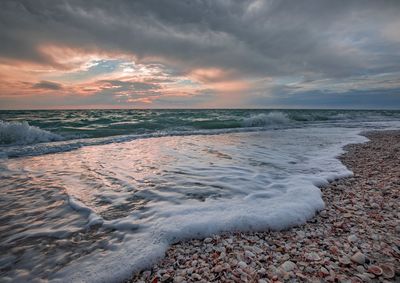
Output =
[
  {"x1": 52, "y1": 128, "x2": 368, "y2": 283},
  {"x1": 0, "y1": 120, "x2": 62, "y2": 145},
  {"x1": 1, "y1": 127, "x2": 371, "y2": 282},
  {"x1": 242, "y1": 112, "x2": 291, "y2": 127}
]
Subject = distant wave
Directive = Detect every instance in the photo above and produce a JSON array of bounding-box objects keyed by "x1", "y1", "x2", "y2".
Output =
[
  {"x1": 1, "y1": 109, "x2": 399, "y2": 158},
  {"x1": 0, "y1": 121, "x2": 63, "y2": 145},
  {"x1": 242, "y1": 112, "x2": 291, "y2": 127},
  {"x1": 0, "y1": 112, "x2": 294, "y2": 154},
  {"x1": 1, "y1": 127, "x2": 264, "y2": 158}
]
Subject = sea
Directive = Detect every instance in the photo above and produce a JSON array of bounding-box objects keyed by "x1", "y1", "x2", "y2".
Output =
[{"x1": 0, "y1": 109, "x2": 399, "y2": 282}]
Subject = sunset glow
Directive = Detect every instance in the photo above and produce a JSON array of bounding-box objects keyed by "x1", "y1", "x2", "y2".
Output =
[{"x1": 0, "y1": 1, "x2": 399, "y2": 109}]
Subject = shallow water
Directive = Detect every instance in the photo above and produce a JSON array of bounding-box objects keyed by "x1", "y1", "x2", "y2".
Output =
[{"x1": 0, "y1": 110, "x2": 399, "y2": 282}]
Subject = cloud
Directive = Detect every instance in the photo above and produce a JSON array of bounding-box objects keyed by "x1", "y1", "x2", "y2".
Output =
[
  {"x1": 0, "y1": 0, "x2": 399, "y2": 108},
  {"x1": 1, "y1": 1, "x2": 399, "y2": 77},
  {"x1": 98, "y1": 80, "x2": 160, "y2": 91},
  {"x1": 32, "y1": 80, "x2": 63, "y2": 90}
]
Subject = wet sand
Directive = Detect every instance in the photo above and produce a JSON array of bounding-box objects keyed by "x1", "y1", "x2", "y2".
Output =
[{"x1": 129, "y1": 130, "x2": 400, "y2": 283}]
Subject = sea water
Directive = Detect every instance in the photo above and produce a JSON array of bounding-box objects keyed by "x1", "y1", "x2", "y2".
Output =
[{"x1": 0, "y1": 110, "x2": 399, "y2": 282}]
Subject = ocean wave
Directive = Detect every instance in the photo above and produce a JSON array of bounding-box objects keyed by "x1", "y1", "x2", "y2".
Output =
[
  {"x1": 0, "y1": 121, "x2": 63, "y2": 145},
  {"x1": 242, "y1": 112, "x2": 291, "y2": 127},
  {"x1": 1, "y1": 127, "x2": 264, "y2": 158},
  {"x1": 1, "y1": 110, "x2": 398, "y2": 158}
]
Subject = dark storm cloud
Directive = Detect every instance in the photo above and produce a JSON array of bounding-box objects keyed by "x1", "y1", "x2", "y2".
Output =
[
  {"x1": 32, "y1": 80, "x2": 63, "y2": 90},
  {"x1": 1, "y1": 0, "x2": 399, "y2": 78}
]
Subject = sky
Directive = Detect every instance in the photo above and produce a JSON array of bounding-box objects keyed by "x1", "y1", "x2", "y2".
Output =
[{"x1": 0, "y1": 0, "x2": 400, "y2": 109}]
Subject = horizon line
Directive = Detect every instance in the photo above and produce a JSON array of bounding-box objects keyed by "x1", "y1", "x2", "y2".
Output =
[{"x1": 1, "y1": 107, "x2": 399, "y2": 111}]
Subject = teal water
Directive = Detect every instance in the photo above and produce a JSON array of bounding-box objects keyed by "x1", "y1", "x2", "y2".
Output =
[{"x1": 1, "y1": 109, "x2": 399, "y2": 143}]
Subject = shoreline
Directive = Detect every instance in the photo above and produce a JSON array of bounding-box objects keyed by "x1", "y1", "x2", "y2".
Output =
[{"x1": 128, "y1": 130, "x2": 400, "y2": 283}]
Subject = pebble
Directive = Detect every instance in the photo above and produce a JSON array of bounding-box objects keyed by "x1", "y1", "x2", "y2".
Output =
[
  {"x1": 356, "y1": 265, "x2": 365, "y2": 273},
  {"x1": 280, "y1": 260, "x2": 297, "y2": 272},
  {"x1": 258, "y1": 267, "x2": 266, "y2": 275},
  {"x1": 238, "y1": 261, "x2": 247, "y2": 269},
  {"x1": 174, "y1": 275, "x2": 185, "y2": 283},
  {"x1": 371, "y1": 203, "x2": 380, "y2": 209},
  {"x1": 320, "y1": 267, "x2": 329, "y2": 275},
  {"x1": 213, "y1": 265, "x2": 223, "y2": 273},
  {"x1": 350, "y1": 252, "x2": 366, "y2": 265},
  {"x1": 305, "y1": 252, "x2": 321, "y2": 261},
  {"x1": 356, "y1": 273, "x2": 371, "y2": 283},
  {"x1": 347, "y1": 234, "x2": 358, "y2": 243},
  {"x1": 191, "y1": 273, "x2": 201, "y2": 280}
]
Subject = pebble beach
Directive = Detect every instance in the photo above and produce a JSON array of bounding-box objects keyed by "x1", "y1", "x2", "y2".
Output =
[{"x1": 129, "y1": 130, "x2": 400, "y2": 283}]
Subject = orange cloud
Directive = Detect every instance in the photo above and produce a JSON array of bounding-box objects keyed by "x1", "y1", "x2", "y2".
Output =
[
  {"x1": 189, "y1": 67, "x2": 251, "y2": 94},
  {"x1": 0, "y1": 44, "x2": 253, "y2": 108},
  {"x1": 37, "y1": 44, "x2": 132, "y2": 71},
  {"x1": 190, "y1": 68, "x2": 232, "y2": 82}
]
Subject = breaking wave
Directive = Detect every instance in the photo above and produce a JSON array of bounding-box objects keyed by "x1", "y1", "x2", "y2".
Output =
[
  {"x1": 0, "y1": 121, "x2": 63, "y2": 145},
  {"x1": 242, "y1": 112, "x2": 291, "y2": 127},
  {"x1": 1, "y1": 109, "x2": 399, "y2": 158}
]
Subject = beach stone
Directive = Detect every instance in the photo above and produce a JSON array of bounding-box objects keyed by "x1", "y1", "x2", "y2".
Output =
[
  {"x1": 191, "y1": 273, "x2": 201, "y2": 280},
  {"x1": 245, "y1": 250, "x2": 255, "y2": 258},
  {"x1": 258, "y1": 267, "x2": 266, "y2": 275},
  {"x1": 280, "y1": 261, "x2": 296, "y2": 272},
  {"x1": 321, "y1": 267, "x2": 329, "y2": 275},
  {"x1": 350, "y1": 252, "x2": 366, "y2": 265},
  {"x1": 252, "y1": 246, "x2": 263, "y2": 254},
  {"x1": 339, "y1": 256, "x2": 351, "y2": 265},
  {"x1": 350, "y1": 276, "x2": 363, "y2": 283},
  {"x1": 174, "y1": 276, "x2": 185, "y2": 283},
  {"x1": 371, "y1": 234, "x2": 379, "y2": 241},
  {"x1": 329, "y1": 245, "x2": 339, "y2": 255},
  {"x1": 281, "y1": 254, "x2": 290, "y2": 261},
  {"x1": 296, "y1": 231, "x2": 306, "y2": 238},
  {"x1": 347, "y1": 234, "x2": 358, "y2": 243},
  {"x1": 186, "y1": 268, "x2": 194, "y2": 275},
  {"x1": 371, "y1": 203, "x2": 380, "y2": 209},
  {"x1": 356, "y1": 273, "x2": 371, "y2": 283},
  {"x1": 238, "y1": 261, "x2": 247, "y2": 269},
  {"x1": 356, "y1": 265, "x2": 365, "y2": 273},
  {"x1": 305, "y1": 252, "x2": 321, "y2": 261},
  {"x1": 213, "y1": 265, "x2": 223, "y2": 273},
  {"x1": 305, "y1": 266, "x2": 315, "y2": 273}
]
